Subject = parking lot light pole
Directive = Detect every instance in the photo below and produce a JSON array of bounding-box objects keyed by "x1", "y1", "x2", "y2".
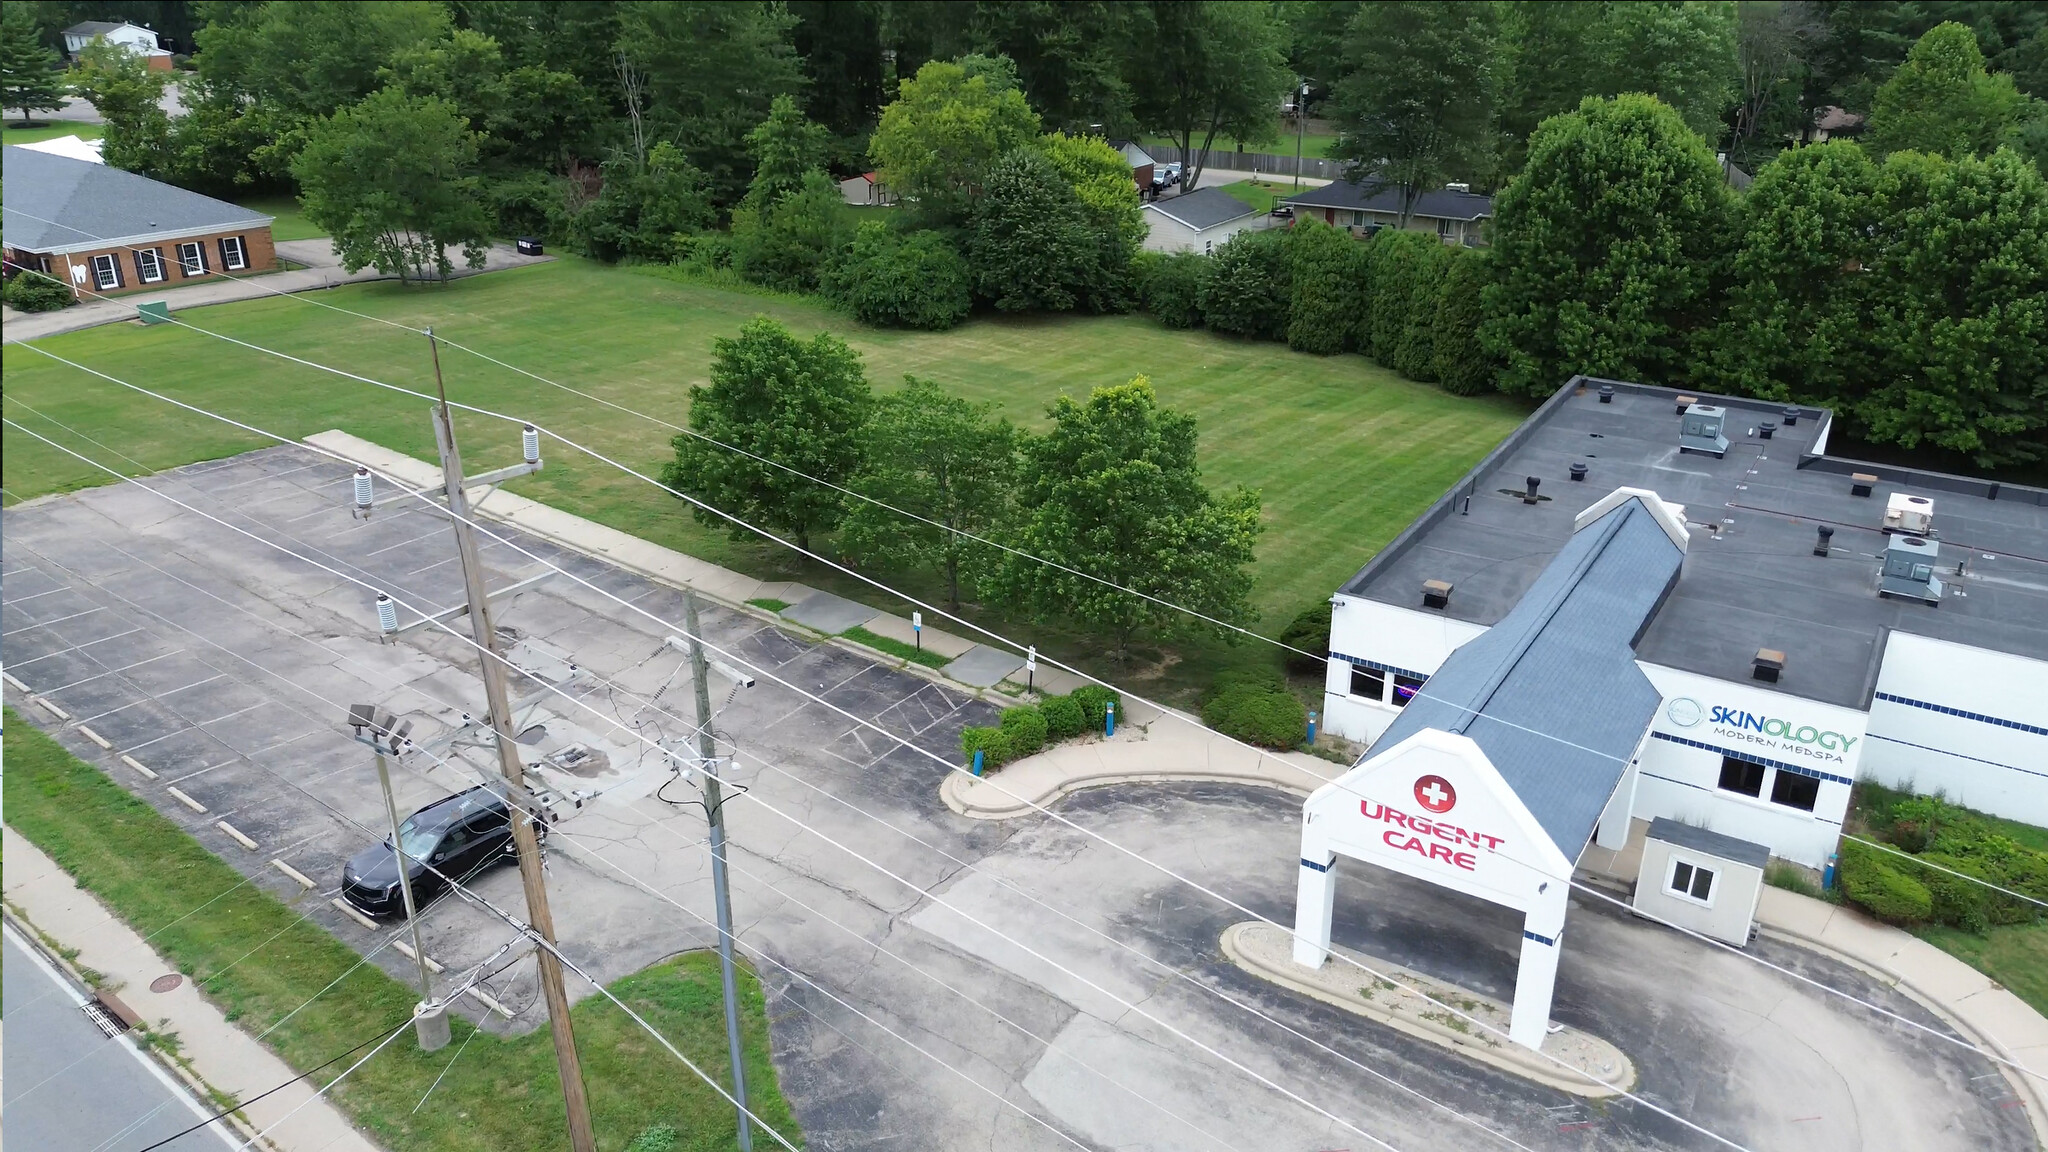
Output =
[
  {"x1": 348, "y1": 705, "x2": 447, "y2": 1051},
  {"x1": 426, "y1": 329, "x2": 598, "y2": 1152},
  {"x1": 684, "y1": 589, "x2": 755, "y2": 1152}
]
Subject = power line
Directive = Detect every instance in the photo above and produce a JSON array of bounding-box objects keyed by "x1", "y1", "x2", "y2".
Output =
[{"x1": 1842, "y1": 834, "x2": 2048, "y2": 910}]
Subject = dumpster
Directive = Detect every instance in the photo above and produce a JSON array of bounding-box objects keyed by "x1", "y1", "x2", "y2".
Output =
[{"x1": 516, "y1": 237, "x2": 544, "y2": 256}]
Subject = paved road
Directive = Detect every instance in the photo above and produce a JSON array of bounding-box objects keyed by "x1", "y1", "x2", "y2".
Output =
[
  {"x1": 2, "y1": 926, "x2": 235, "y2": 1152},
  {"x1": 3, "y1": 446, "x2": 2029, "y2": 1151}
]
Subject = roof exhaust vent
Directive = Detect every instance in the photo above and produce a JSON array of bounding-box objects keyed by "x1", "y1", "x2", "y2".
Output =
[
  {"x1": 1569, "y1": 462, "x2": 1588, "y2": 481},
  {"x1": 1759, "y1": 420, "x2": 1776, "y2": 440},
  {"x1": 1782, "y1": 406, "x2": 1800, "y2": 426},
  {"x1": 1814, "y1": 524, "x2": 1833, "y2": 556},
  {"x1": 1883, "y1": 493, "x2": 1933, "y2": 536},
  {"x1": 1850, "y1": 472, "x2": 1877, "y2": 497},
  {"x1": 1598, "y1": 385, "x2": 1614, "y2": 403},
  {"x1": 1523, "y1": 475, "x2": 1541, "y2": 504},
  {"x1": 1678, "y1": 404, "x2": 1730, "y2": 458},
  {"x1": 1674, "y1": 395, "x2": 1697, "y2": 416},
  {"x1": 1878, "y1": 535, "x2": 1944, "y2": 603},
  {"x1": 1421, "y1": 579, "x2": 1453, "y2": 609},
  {"x1": 1752, "y1": 648, "x2": 1785, "y2": 683}
]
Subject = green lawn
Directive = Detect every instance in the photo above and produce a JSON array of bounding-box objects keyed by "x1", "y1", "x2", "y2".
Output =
[
  {"x1": 1917, "y1": 922, "x2": 2048, "y2": 1017},
  {"x1": 1144, "y1": 123, "x2": 1343, "y2": 161},
  {"x1": 3, "y1": 120, "x2": 104, "y2": 147},
  {"x1": 3, "y1": 712, "x2": 799, "y2": 1151},
  {"x1": 233, "y1": 194, "x2": 324, "y2": 242},
  {"x1": 0, "y1": 257, "x2": 1524, "y2": 699},
  {"x1": 1212, "y1": 179, "x2": 1297, "y2": 215}
]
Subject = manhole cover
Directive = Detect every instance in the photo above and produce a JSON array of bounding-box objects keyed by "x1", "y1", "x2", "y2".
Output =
[{"x1": 150, "y1": 974, "x2": 183, "y2": 993}]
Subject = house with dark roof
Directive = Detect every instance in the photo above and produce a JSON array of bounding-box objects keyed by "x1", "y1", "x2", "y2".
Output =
[
  {"x1": 1140, "y1": 187, "x2": 1268, "y2": 254},
  {"x1": 3, "y1": 146, "x2": 275, "y2": 299},
  {"x1": 1280, "y1": 178, "x2": 1493, "y2": 246}
]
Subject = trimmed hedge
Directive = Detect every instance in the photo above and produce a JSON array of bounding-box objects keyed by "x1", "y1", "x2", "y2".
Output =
[
  {"x1": 1279, "y1": 600, "x2": 1332, "y2": 676},
  {"x1": 1839, "y1": 787, "x2": 2048, "y2": 930},
  {"x1": 1137, "y1": 250, "x2": 1206, "y2": 328},
  {"x1": 1285, "y1": 220, "x2": 1366, "y2": 355},
  {"x1": 1838, "y1": 839, "x2": 1934, "y2": 924},
  {"x1": 959, "y1": 687, "x2": 1122, "y2": 768},
  {"x1": 1041, "y1": 695, "x2": 1087, "y2": 740},
  {"x1": 960, "y1": 725, "x2": 1015, "y2": 769},
  {"x1": 1069, "y1": 684, "x2": 1121, "y2": 730},
  {"x1": 4, "y1": 272, "x2": 76, "y2": 312},
  {"x1": 1000, "y1": 705, "x2": 1049, "y2": 757},
  {"x1": 1199, "y1": 672, "x2": 1308, "y2": 749},
  {"x1": 1199, "y1": 228, "x2": 1290, "y2": 340}
]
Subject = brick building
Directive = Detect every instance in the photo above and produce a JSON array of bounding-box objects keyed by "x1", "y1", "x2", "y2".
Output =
[{"x1": 2, "y1": 146, "x2": 276, "y2": 300}]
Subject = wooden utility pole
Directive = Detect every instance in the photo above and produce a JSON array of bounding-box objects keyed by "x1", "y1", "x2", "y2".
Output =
[{"x1": 426, "y1": 329, "x2": 597, "y2": 1152}]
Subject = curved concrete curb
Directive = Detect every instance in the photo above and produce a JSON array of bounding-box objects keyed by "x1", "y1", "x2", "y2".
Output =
[
  {"x1": 942, "y1": 760, "x2": 1331, "y2": 819},
  {"x1": 1221, "y1": 922, "x2": 1635, "y2": 1099}
]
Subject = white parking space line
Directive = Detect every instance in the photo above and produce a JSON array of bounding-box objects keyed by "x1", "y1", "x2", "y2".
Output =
[
  {"x1": 6, "y1": 627, "x2": 145, "y2": 666},
  {"x1": 1, "y1": 586, "x2": 74, "y2": 604},
  {"x1": 74, "y1": 697, "x2": 154, "y2": 725},
  {"x1": 119, "y1": 726, "x2": 198, "y2": 755},
  {"x1": 3, "y1": 606, "x2": 106, "y2": 635},
  {"x1": 362, "y1": 526, "x2": 448, "y2": 558},
  {"x1": 193, "y1": 701, "x2": 268, "y2": 727},
  {"x1": 157, "y1": 672, "x2": 231, "y2": 698},
  {"x1": 404, "y1": 556, "x2": 459, "y2": 577},
  {"x1": 42, "y1": 649, "x2": 190, "y2": 694}
]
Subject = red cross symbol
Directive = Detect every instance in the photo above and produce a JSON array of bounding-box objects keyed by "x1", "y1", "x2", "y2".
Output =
[{"x1": 1414, "y1": 775, "x2": 1456, "y2": 814}]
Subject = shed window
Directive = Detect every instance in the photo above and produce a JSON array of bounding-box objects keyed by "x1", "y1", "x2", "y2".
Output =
[
  {"x1": 90, "y1": 252, "x2": 121, "y2": 291},
  {"x1": 1717, "y1": 755, "x2": 1765, "y2": 797},
  {"x1": 1349, "y1": 664, "x2": 1385, "y2": 702},
  {"x1": 1391, "y1": 673, "x2": 1426, "y2": 707},
  {"x1": 1669, "y1": 859, "x2": 1716, "y2": 905},
  {"x1": 1770, "y1": 770, "x2": 1820, "y2": 812}
]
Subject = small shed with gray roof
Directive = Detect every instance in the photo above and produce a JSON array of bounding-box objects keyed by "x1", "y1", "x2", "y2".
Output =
[
  {"x1": 1634, "y1": 817, "x2": 1769, "y2": 946},
  {"x1": 1141, "y1": 187, "x2": 1269, "y2": 254}
]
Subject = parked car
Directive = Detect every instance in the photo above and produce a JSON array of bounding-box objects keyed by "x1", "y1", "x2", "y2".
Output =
[
  {"x1": 341, "y1": 784, "x2": 535, "y2": 917},
  {"x1": 1152, "y1": 161, "x2": 1183, "y2": 190}
]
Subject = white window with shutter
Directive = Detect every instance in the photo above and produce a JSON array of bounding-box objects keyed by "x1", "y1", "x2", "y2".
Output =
[
  {"x1": 137, "y1": 248, "x2": 166, "y2": 283},
  {"x1": 220, "y1": 235, "x2": 249, "y2": 270},
  {"x1": 91, "y1": 253, "x2": 121, "y2": 291},
  {"x1": 177, "y1": 241, "x2": 209, "y2": 276}
]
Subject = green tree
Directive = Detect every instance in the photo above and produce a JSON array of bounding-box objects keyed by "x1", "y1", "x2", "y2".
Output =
[
  {"x1": 743, "y1": 94, "x2": 831, "y2": 208},
  {"x1": 821, "y1": 223, "x2": 974, "y2": 330},
  {"x1": 381, "y1": 26, "x2": 601, "y2": 176},
  {"x1": 618, "y1": 0, "x2": 806, "y2": 207},
  {"x1": 1332, "y1": 1, "x2": 1499, "y2": 226},
  {"x1": 1603, "y1": 0, "x2": 1741, "y2": 143},
  {"x1": 1869, "y1": 21, "x2": 2025, "y2": 159},
  {"x1": 571, "y1": 141, "x2": 716, "y2": 262},
  {"x1": 293, "y1": 89, "x2": 492, "y2": 283},
  {"x1": 968, "y1": 147, "x2": 1099, "y2": 312},
  {"x1": 1285, "y1": 219, "x2": 1366, "y2": 355},
  {"x1": 869, "y1": 58, "x2": 1042, "y2": 225},
  {"x1": 1127, "y1": 1, "x2": 1290, "y2": 190},
  {"x1": 1199, "y1": 227, "x2": 1291, "y2": 340},
  {"x1": 1136, "y1": 250, "x2": 1206, "y2": 329},
  {"x1": 840, "y1": 376, "x2": 1017, "y2": 608},
  {"x1": 1038, "y1": 130, "x2": 1146, "y2": 310},
  {"x1": 991, "y1": 377, "x2": 1263, "y2": 659},
  {"x1": 0, "y1": 3, "x2": 66, "y2": 125},
  {"x1": 972, "y1": 2, "x2": 1136, "y2": 134},
  {"x1": 790, "y1": 0, "x2": 885, "y2": 155},
  {"x1": 1482, "y1": 94, "x2": 1737, "y2": 395},
  {"x1": 1497, "y1": 0, "x2": 1605, "y2": 174},
  {"x1": 1715, "y1": 140, "x2": 1884, "y2": 407},
  {"x1": 1431, "y1": 248, "x2": 1500, "y2": 395},
  {"x1": 661, "y1": 318, "x2": 873, "y2": 552},
  {"x1": 1731, "y1": 0, "x2": 1824, "y2": 167},
  {"x1": 731, "y1": 170, "x2": 853, "y2": 292},
  {"x1": 222, "y1": 0, "x2": 452, "y2": 119},
  {"x1": 1859, "y1": 147, "x2": 2048, "y2": 468},
  {"x1": 1364, "y1": 229, "x2": 1448, "y2": 375},
  {"x1": 70, "y1": 38, "x2": 171, "y2": 175}
]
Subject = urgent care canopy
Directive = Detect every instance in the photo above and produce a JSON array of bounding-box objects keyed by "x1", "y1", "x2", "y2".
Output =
[{"x1": 1292, "y1": 491, "x2": 1688, "y2": 1049}]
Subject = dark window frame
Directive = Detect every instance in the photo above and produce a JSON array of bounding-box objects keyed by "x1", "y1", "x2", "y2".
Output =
[
  {"x1": 1669, "y1": 858, "x2": 1716, "y2": 904},
  {"x1": 1391, "y1": 674, "x2": 1426, "y2": 708},
  {"x1": 1350, "y1": 664, "x2": 1386, "y2": 702},
  {"x1": 176, "y1": 240, "x2": 209, "y2": 277},
  {"x1": 1717, "y1": 755, "x2": 1765, "y2": 798},
  {"x1": 1770, "y1": 770, "x2": 1821, "y2": 812}
]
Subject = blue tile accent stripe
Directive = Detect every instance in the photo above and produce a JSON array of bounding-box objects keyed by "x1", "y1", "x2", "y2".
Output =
[
  {"x1": 1875, "y1": 691, "x2": 2048, "y2": 738},
  {"x1": 1523, "y1": 930, "x2": 1557, "y2": 946},
  {"x1": 1650, "y1": 731, "x2": 1854, "y2": 786},
  {"x1": 1637, "y1": 771, "x2": 1844, "y2": 826},
  {"x1": 1300, "y1": 857, "x2": 1330, "y2": 873},
  {"x1": 1866, "y1": 733, "x2": 2048, "y2": 781},
  {"x1": 1330, "y1": 651, "x2": 1430, "y2": 682}
]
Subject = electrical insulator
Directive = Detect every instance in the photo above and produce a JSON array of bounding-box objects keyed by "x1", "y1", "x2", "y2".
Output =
[
  {"x1": 375, "y1": 593, "x2": 398, "y2": 634},
  {"x1": 353, "y1": 467, "x2": 374, "y2": 517},
  {"x1": 522, "y1": 425, "x2": 541, "y2": 465}
]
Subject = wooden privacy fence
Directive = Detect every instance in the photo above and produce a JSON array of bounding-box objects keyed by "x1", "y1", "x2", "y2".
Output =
[{"x1": 1148, "y1": 144, "x2": 1349, "y2": 181}]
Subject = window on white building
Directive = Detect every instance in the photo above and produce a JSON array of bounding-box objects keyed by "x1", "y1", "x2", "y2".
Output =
[
  {"x1": 1770, "y1": 770, "x2": 1820, "y2": 812},
  {"x1": 1668, "y1": 859, "x2": 1716, "y2": 905},
  {"x1": 1717, "y1": 755, "x2": 1765, "y2": 797},
  {"x1": 219, "y1": 235, "x2": 249, "y2": 270},
  {"x1": 1391, "y1": 673, "x2": 1426, "y2": 707},
  {"x1": 136, "y1": 248, "x2": 165, "y2": 283},
  {"x1": 177, "y1": 241, "x2": 209, "y2": 276},
  {"x1": 1350, "y1": 664, "x2": 1385, "y2": 702},
  {"x1": 90, "y1": 253, "x2": 121, "y2": 291}
]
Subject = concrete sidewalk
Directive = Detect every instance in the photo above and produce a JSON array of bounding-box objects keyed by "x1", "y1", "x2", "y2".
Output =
[
  {"x1": 3, "y1": 827, "x2": 385, "y2": 1152},
  {"x1": 3, "y1": 241, "x2": 551, "y2": 343}
]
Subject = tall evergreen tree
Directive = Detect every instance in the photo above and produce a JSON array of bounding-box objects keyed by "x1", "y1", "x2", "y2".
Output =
[
  {"x1": 0, "y1": 4, "x2": 66, "y2": 125},
  {"x1": 1868, "y1": 21, "x2": 2024, "y2": 159}
]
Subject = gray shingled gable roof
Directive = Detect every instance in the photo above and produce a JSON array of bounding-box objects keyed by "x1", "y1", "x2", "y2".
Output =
[
  {"x1": 2, "y1": 146, "x2": 270, "y2": 254},
  {"x1": 64, "y1": 20, "x2": 135, "y2": 36},
  {"x1": 1283, "y1": 178, "x2": 1493, "y2": 221},
  {"x1": 1367, "y1": 498, "x2": 1683, "y2": 857},
  {"x1": 1144, "y1": 187, "x2": 1259, "y2": 232},
  {"x1": 1646, "y1": 817, "x2": 1770, "y2": 869}
]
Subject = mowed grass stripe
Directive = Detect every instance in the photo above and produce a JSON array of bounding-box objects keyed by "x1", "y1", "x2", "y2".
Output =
[{"x1": 2, "y1": 258, "x2": 1525, "y2": 686}]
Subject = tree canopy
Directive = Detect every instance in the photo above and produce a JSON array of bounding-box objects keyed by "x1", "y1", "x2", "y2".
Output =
[
  {"x1": 1127, "y1": 1, "x2": 1290, "y2": 190},
  {"x1": 1332, "y1": 0, "x2": 1499, "y2": 224},
  {"x1": 870, "y1": 58, "x2": 1042, "y2": 225},
  {"x1": 1869, "y1": 20, "x2": 2026, "y2": 159},
  {"x1": 1, "y1": 4, "x2": 67, "y2": 125}
]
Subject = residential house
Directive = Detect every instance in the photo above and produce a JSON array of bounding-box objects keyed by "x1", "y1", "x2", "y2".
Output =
[
  {"x1": 839, "y1": 172, "x2": 897, "y2": 207},
  {"x1": 2, "y1": 146, "x2": 275, "y2": 299},
  {"x1": 1141, "y1": 187, "x2": 1269, "y2": 254},
  {"x1": 1110, "y1": 140, "x2": 1156, "y2": 191},
  {"x1": 62, "y1": 20, "x2": 173, "y2": 70},
  {"x1": 1280, "y1": 179, "x2": 1493, "y2": 246},
  {"x1": 1808, "y1": 106, "x2": 1866, "y2": 143}
]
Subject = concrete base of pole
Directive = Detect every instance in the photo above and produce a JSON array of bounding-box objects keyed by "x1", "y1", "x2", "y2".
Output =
[{"x1": 414, "y1": 1000, "x2": 452, "y2": 1051}]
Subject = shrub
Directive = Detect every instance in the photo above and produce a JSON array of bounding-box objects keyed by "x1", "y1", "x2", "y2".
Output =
[
  {"x1": 1432, "y1": 248, "x2": 1498, "y2": 395},
  {"x1": 1395, "y1": 241, "x2": 1452, "y2": 381},
  {"x1": 731, "y1": 170, "x2": 855, "y2": 293},
  {"x1": 968, "y1": 147, "x2": 1098, "y2": 312},
  {"x1": 1364, "y1": 229, "x2": 1444, "y2": 367},
  {"x1": 4, "y1": 272, "x2": 76, "y2": 312},
  {"x1": 1278, "y1": 601, "x2": 1332, "y2": 676},
  {"x1": 822, "y1": 223, "x2": 973, "y2": 330},
  {"x1": 999, "y1": 705, "x2": 1049, "y2": 756},
  {"x1": 1200, "y1": 671, "x2": 1309, "y2": 749},
  {"x1": 1199, "y1": 228, "x2": 1290, "y2": 340},
  {"x1": 1040, "y1": 694, "x2": 1087, "y2": 740},
  {"x1": 627, "y1": 1126, "x2": 679, "y2": 1152},
  {"x1": 1069, "y1": 684, "x2": 1121, "y2": 731},
  {"x1": 1286, "y1": 219, "x2": 1366, "y2": 355},
  {"x1": 1138, "y1": 250, "x2": 1206, "y2": 328},
  {"x1": 1838, "y1": 840, "x2": 1933, "y2": 924},
  {"x1": 960, "y1": 725, "x2": 1014, "y2": 770}
]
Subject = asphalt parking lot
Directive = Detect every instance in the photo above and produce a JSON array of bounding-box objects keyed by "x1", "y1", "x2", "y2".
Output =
[{"x1": 4, "y1": 445, "x2": 2031, "y2": 1152}]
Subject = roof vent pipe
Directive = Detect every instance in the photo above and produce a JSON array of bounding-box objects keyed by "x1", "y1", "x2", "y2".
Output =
[
  {"x1": 1753, "y1": 648, "x2": 1785, "y2": 683},
  {"x1": 1782, "y1": 406, "x2": 1800, "y2": 426},
  {"x1": 1759, "y1": 420, "x2": 1776, "y2": 440},
  {"x1": 1523, "y1": 476, "x2": 1541, "y2": 504},
  {"x1": 1815, "y1": 524, "x2": 1833, "y2": 556},
  {"x1": 1569, "y1": 462, "x2": 1588, "y2": 481},
  {"x1": 1598, "y1": 385, "x2": 1614, "y2": 403},
  {"x1": 1422, "y1": 579, "x2": 1453, "y2": 609}
]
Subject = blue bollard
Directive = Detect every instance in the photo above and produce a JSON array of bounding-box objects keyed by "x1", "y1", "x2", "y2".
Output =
[
  {"x1": 1822, "y1": 851, "x2": 1837, "y2": 890},
  {"x1": 1104, "y1": 701, "x2": 1115, "y2": 738},
  {"x1": 972, "y1": 748, "x2": 984, "y2": 777},
  {"x1": 1306, "y1": 710, "x2": 1318, "y2": 744}
]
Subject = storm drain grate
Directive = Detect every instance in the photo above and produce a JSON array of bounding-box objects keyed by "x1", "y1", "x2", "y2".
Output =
[{"x1": 82, "y1": 1000, "x2": 131, "y2": 1038}]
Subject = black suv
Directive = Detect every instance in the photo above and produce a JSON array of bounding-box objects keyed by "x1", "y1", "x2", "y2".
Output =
[{"x1": 340, "y1": 785, "x2": 534, "y2": 917}]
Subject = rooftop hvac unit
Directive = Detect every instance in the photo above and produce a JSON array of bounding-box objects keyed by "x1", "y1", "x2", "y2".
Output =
[
  {"x1": 1678, "y1": 404, "x2": 1729, "y2": 458},
  {"x1": 1883, "y1": 492, "x2": 1934, "y2": 536},
  {"x1": 1878, "y1": 535, "x2": 1943, "y2": 604}
]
